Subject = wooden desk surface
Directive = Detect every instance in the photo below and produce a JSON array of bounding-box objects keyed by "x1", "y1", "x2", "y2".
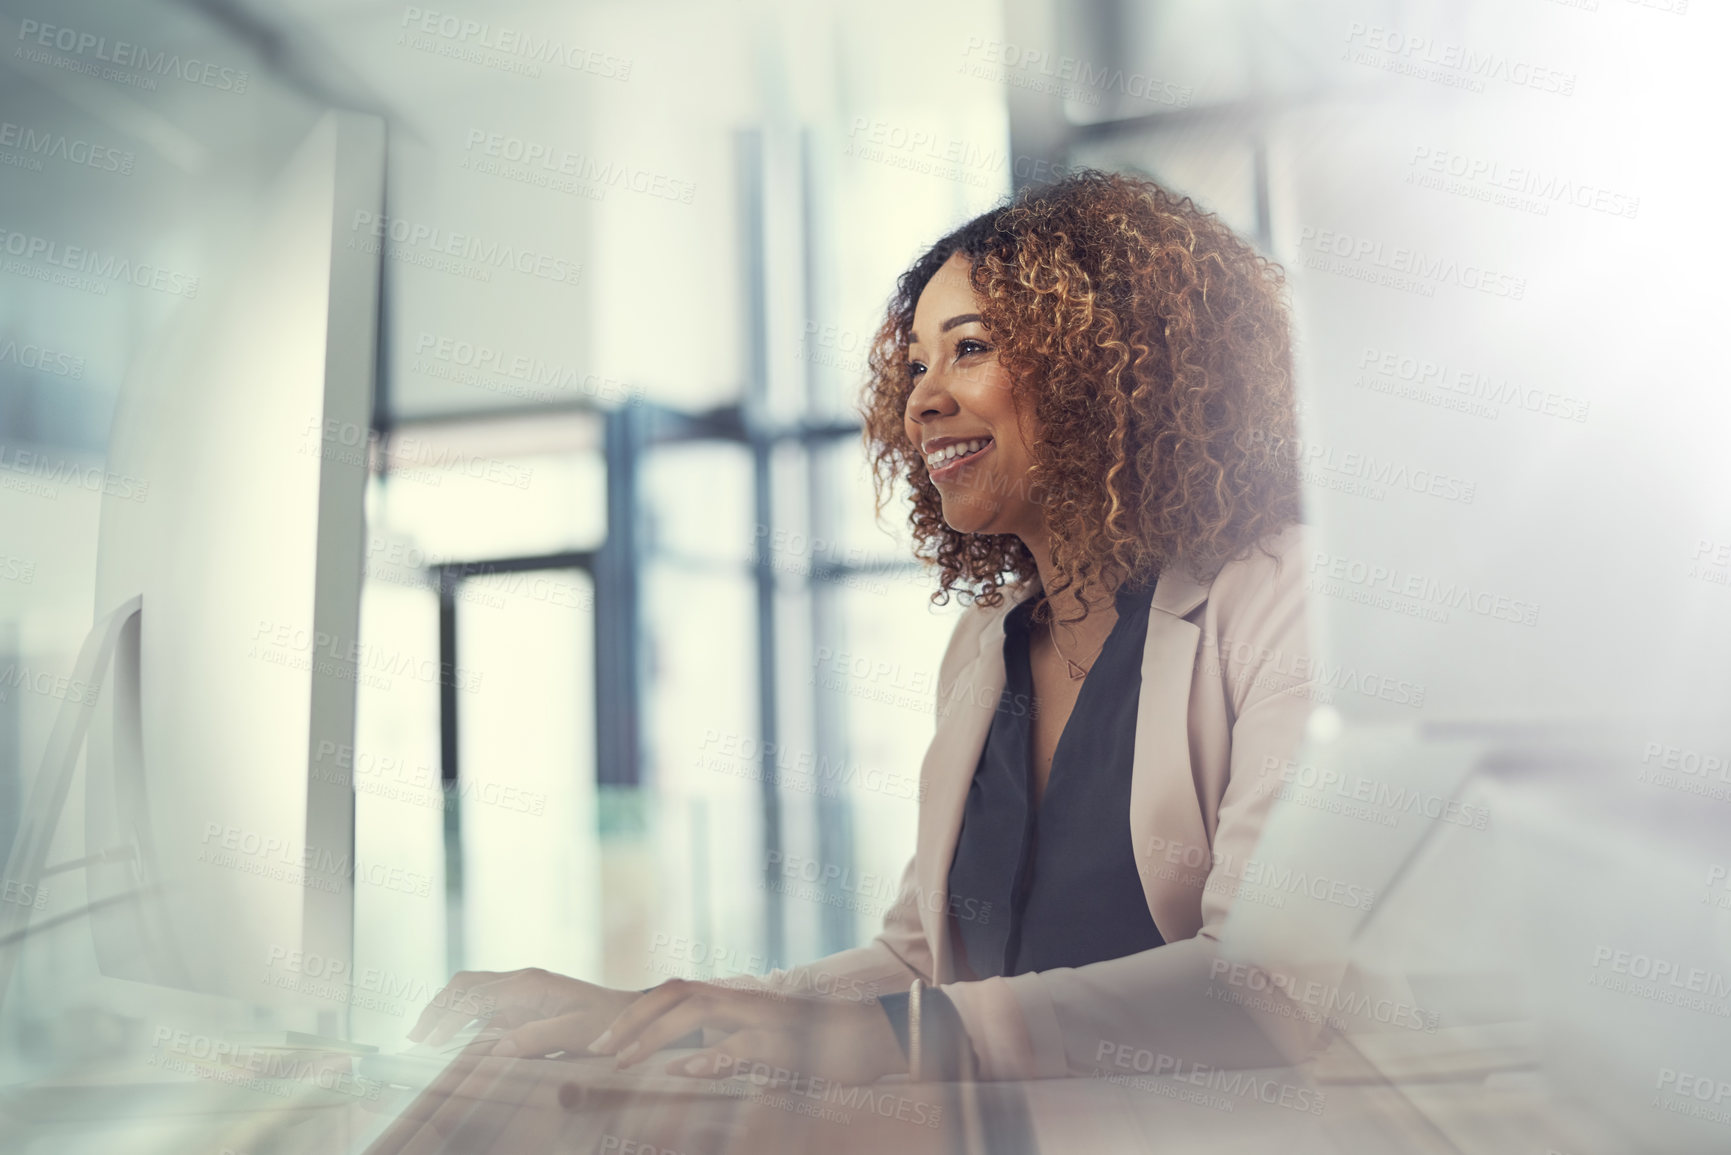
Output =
[{"x1": 0, "y1": 1036, "x2": 1631, "y2": 1155}]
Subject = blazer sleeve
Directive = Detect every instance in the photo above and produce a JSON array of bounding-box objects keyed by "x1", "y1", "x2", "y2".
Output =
[
  {"x1": 713, "y1": 598, "x2": 996, "y2": 1003},
  {"x1": 939, "y1": 530, "x2": 1354, "y2": 1080}
]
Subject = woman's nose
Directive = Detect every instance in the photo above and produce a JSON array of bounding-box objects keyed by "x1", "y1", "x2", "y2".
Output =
[{"x1": 906, "y1": 372, "x2": 956, "y2": 423}]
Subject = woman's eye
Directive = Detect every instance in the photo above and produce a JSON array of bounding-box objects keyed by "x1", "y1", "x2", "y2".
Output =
[
  {"x1": 956, "y1": 339, "x2": 990, "y2": 357},
  {"x1": 907, "y1": 361, "x2": 926, "y2": 380}
]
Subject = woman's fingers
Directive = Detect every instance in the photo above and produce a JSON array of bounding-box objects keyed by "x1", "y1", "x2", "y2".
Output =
[
  {"x1": 584, "y1": 979, "x2": 701, "y2": 1056},
  {"x1": 592, "y1": 980, "x2": 780, "y2": 1066},
  {"x1": 609, "y1": 998, "x2": 735, "y2": 1068},
  {"x1": 412, "y1": 969, "x2": 579, "y2": 1047},
  {"x1": 664, "y1": 1029, "x2": 781, "y2": 1080},
  {"x1": 408, "y1": 970, "x2": 503, "y2": 1044},
  {"x1": 491, "y1": 1010, "x2": 607, "y2": 1059}
]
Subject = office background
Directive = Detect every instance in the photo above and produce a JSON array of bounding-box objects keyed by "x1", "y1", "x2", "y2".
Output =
[{"x1": 2, "y1": 0, "x2": 1727, "y2": 1080}]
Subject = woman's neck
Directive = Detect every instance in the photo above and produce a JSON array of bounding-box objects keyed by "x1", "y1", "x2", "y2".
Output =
[{"x1": 1020, "y1": 527, "x2": 1118, "y2": 626}]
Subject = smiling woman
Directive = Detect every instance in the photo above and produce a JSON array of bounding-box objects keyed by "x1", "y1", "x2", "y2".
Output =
[
  {"x1": 410, "y1": 170, "x2": 1328, "y2": 1089},
  {"x1": 864, "y1": 169, "x2": 1302, "y2": 628}
]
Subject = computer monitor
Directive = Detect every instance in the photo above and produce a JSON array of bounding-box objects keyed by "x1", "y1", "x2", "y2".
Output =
[{"x1": 0, "y1": 109, "x2": 384, "y2": 1035}]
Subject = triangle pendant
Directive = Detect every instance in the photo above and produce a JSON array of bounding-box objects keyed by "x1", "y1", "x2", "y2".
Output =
[{"x1": 1064, "y1": 658, "x2": 1089, "y2": 681}]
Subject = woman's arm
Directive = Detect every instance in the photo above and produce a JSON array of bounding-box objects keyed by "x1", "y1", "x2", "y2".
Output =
[
  {"x1": 458, "y1": 602, "x2": 998, "y2": 1071},
  {"x1": 713, "y1": 851, "x2": 932, "y2": 1002}
]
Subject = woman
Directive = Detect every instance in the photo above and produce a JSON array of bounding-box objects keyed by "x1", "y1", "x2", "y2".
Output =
[{"x1": 409, "y1": 170, "x2": 1323, "y2": 1084}]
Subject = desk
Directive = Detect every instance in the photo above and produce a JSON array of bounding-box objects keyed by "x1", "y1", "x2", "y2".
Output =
[
  {"x1": 0, "y1": 1031, "x2": 1634, "y2": 1155},
  {"x1": 360, "y1": 1049, "x2": 1001, "y2": 1155},
  {"x1": 0, "y1": 1046, "x2": 1006, "y2": 1155}
]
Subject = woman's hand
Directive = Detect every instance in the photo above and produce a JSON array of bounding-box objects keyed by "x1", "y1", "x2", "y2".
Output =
[
  {"x1": 586, "y1": 979, "x2": 910, "y2": 1085},
  {"x1": 407, "y1": 967, "x2": 638, "y2": 1051}
]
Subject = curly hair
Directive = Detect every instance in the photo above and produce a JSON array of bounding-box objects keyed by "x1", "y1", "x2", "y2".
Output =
[{"x1": 859, "y1": 169, "x2": 1302, "y2": 624}]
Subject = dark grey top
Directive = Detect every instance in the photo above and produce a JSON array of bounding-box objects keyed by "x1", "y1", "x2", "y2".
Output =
[
  {"x1": 875, "y1": 575, "x2": 1168, "y2": 1069},
  {"x1": 945, "y1": 576, "x2": 1166, "y2": 978}
]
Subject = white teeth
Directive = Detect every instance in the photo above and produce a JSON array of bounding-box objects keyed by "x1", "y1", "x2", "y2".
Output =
[{"x1": 926, "y1": 438, "x2": 991, "y2": 469}]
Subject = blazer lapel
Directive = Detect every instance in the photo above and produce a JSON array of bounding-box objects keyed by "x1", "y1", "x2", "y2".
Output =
[
  {"x1": 912, "y1": 566, "x2": 1214, "y2": 976},
  {"x1": 915, "y1": 598, "x2": 1016, "y2": 982},
  {"x1": 1129, "y1": 567, "x2": 1212, "y2": 943}
]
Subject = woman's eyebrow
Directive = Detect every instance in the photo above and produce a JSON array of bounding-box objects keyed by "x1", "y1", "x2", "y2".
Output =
[{"x1": 909, "y1": 313, "x2": 985, "y2": 347}]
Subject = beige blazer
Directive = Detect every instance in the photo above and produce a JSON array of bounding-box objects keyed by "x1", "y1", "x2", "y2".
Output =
[{"x1": 745, "y1": 523, "x2": 1335, "y2": 1079}]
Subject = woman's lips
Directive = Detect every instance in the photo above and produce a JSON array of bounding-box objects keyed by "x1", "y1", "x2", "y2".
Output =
[{"x1": 928, "y1": 439, "x2": 994, "y2": 483}]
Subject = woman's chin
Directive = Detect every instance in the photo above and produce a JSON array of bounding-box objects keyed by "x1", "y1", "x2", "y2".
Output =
[{"x1": 938, "y1": 491, "x2": 1002, "y2": 535}]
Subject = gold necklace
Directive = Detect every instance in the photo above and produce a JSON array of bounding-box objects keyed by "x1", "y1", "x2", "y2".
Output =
[{"x1": 1042, "y1": 606, "x2": 1106, "y2": 681}]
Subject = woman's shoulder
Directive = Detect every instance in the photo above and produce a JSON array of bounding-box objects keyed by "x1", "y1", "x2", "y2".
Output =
[
  {"x1": 931, "y1": 579, "x2": 1034, "y2": 662},
  {"x1": 1192, "y1": 522, "x2": 1312, "y2": 637},
  {"x1": 1207, "y1": 523, "x2": 1310, "y2": 594}
]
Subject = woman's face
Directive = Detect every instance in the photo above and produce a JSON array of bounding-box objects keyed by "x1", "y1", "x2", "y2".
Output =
[{"x1": 903, "y1": 253, "x2": 1044, "y2": 541}]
